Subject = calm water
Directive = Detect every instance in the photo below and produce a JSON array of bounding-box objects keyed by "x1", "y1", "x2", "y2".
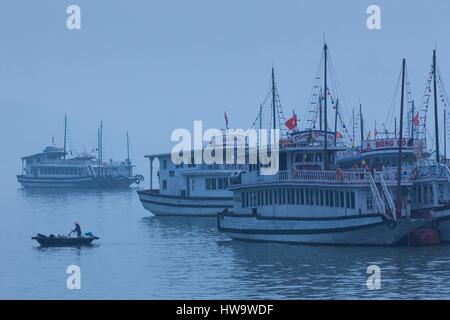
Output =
[{"x1": 2, "y1": 171, "x2": 450, "y2": 299}]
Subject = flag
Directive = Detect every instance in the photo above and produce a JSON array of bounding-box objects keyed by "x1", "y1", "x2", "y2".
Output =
[
  {"x1": 374, "y1": 128, "x2": 379, "y2": 137},
  {"x1": 367, "y1": 131, "x2": 371, "y2": 140},
  {"x1": 285, "y1": 111, "x2": 298, "y2": 130},
  {"x1": 336, "y1": 131, "x2": 343, "y2": 140},
  {"x1": 413, "y1": 112, "x2": 419, "y2": 127},
  {"x1": 224, "y1": 112, "x2": 229, "y2": 128}
]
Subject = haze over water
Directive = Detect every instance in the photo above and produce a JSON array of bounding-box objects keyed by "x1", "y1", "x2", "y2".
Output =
[
  {"x1": 2, "y1": 0, "x2": 450, "y2": 299},
  {"x1": 1, "y1": 160, "x2": 450, "y2": 299}
]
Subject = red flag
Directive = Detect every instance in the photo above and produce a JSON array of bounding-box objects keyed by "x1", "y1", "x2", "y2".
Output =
[
  {"x1": 413, "y1": 112, "x2": 419, "y2": 127},
  {"x1": 224, "y1": 112, "x2": 229, "y2": 128},
  {"x1": 285, "y1": 111, "x2": 298, "y2": 130},
  {"x1": 336, "y1": 131, "x2": 343, "y2": 139}
]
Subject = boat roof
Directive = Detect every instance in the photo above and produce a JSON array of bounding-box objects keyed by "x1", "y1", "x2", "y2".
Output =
[{"x1": 21, "y1": 146, "x2": 67, "y2": 160}]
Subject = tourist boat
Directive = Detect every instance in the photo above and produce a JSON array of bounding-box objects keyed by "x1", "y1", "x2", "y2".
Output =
[
  {"x1": 17, "y1": 116, "x2": 144, "y2": 189},
  {"x1": 138, "y1": 68, "x2": 286, "y2": 217},
  {"x1": 337, "y1": 49, "x2": 450, "y2": 243},
  {"x1": 218, "y1": 44, "x2": 434, "y2": 245}
]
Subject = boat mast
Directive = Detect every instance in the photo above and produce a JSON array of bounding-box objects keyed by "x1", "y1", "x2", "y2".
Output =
[
  {"x1": 319, "y1": 88, "x2": 323, "y2": 131},
  {"x1": 445, "y1": 109, "x2": 447, "y2": 161},
  {"x1": 126, "y1": 131, "x2": 131, "y2": 175},
  {"x1": 63, "y1": 114, "x2": 67, "y2": 159},
  {"x1": 396, "y1": 59, "x2": 406, "y2": 220},
  {"x1": 352, "y1": 107, "x2": 355, "y2": 148},
  {"x1": 433, "y1": 49, "x2": 440, "y2": 163},
  {"x1": 323, "y1": 43, "x2": 328, "y2": 170},
  {"x1": 272, "y1": 67, "x2": 276, "y2": 131},
  {"x1": 411, "y1": 100, "x2": 415, "y2": 142},
  {"x1": 334, "y1": 99, "x2": 339, "y2": 145}
]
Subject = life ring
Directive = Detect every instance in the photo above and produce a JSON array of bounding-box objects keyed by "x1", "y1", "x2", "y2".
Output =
[
  {"x1": 387, "y1": 220, "x2": 397, "y2": 229},
  {"x1": 336, "y1": 168, "x2": 344, "y2": 181}
]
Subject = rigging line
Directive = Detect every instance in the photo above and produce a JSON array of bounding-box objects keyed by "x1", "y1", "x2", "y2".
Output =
[
  {"x1": 327, "y1": 51, "x2": 351, "y2": 122},
  {"x1": 385, "y1": 65, "x2": 403, "y2": 133},
  {"x1": 302, "y1": 50, "x2": 324, "y2": 130}
]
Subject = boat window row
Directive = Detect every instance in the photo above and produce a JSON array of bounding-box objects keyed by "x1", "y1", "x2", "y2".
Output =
[
  {"x1": 205, "y1": 177, "x2": 230, "y2": 190},
  {"x1": 411, "y1": 184, "x2": 434, "y2": 204},
  {"x1": 39, "y1": 167, "x2": 83, "y2": 176},
  {"x1": 241, "y1": 188, "x2": 356, "y2": 209}
]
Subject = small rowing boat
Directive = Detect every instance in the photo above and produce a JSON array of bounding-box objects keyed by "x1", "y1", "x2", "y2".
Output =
[{"x1": 32, "y1": 233, "x2": 99, "y2": 247}]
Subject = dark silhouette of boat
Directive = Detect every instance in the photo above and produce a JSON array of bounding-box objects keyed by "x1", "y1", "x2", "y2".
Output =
[{"x1": 32, "y1": 233, "x2": 99, "y2": 247}]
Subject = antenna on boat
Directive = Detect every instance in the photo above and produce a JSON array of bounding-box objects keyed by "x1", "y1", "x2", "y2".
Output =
[
  {"x1": 396, "y1": 58, "x2": 406, "y2": 220},
  {"x1": 433, "y1": 49, "x2": 440, "y2": 163},
  {"x1": 359, "y1": 104, "x2": 363, "y2": 149},
  {"x1": 63, "y1": 114, "x2": 67, "y2": 159},
  {"x1": 323, "y1": 42, "x2": 329, "y2": 170}
]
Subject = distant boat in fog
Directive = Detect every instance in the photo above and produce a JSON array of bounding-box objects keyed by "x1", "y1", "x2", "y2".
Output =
[{"x1": 17, "y1": 115, "x2": 144, "y2": 189}]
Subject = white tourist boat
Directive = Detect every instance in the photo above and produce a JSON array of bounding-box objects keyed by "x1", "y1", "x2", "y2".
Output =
[
  {"x1": 17, "y1": 116, "x2": 144, "y2": 189},
  {"x1": 138, "y1": 68, "x2": 287, "y2": 217},
  {"x1": 218, "y1": 44, "x2": 440, "y2": 245}
]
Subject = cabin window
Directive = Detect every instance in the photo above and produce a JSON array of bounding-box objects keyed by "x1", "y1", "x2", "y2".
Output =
[
  {"x1": 320, "y1": 190, "x2": 324, "y2": 206},
  {"x1": 300, "y1": 189, "x2": 304, "y2": 205},
  {"x1": 295, "y1": 189, "x2": 300, "y2": 204},
  {"x1": 340, "y1": 192, "x2": 345, "y2": 208},
  {"x1": 287, "y1": 189, "x2": 291, "y2": 204},
  {"x1": 305, "y1": 190, "x2": 310, "y2": 205},
  {"x1": 325, "y1": 190, "x2": 329, "y2": 206},
  {"x1": 268, "y1": 190, "x2": 272, "y2": 205},
  {"x1": 162, "y1": 180, "x2": 167, "y2": 190},
  {"x1": 162, "y1": 160, "x2": 167, "y2": 170},
  {"x1": 191, "y1": 179, "x2": 195, "y2": 191},
  {"x1": 282, "y1": 189, "x2": 286, "y2": 204},
  {"x1": 169, "y1": 170, "x2": 175, "y2": 177},
  {"x1": 306, "y1": 154, "x2": 314, "y2": 162},
  {"x1": 241, "y1": 192, "x2": 245, "y2": 208},
  {"x1": 245, "y1": 192, "x2": 249, "y2": 208}
]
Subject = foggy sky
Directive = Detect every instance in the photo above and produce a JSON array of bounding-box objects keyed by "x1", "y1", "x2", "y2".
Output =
[{"x1": 1, "y1": 0, "x2": 449, "y2": 183}]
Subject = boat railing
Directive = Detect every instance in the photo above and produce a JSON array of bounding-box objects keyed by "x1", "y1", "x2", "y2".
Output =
[
  {"x1": 197, "y1": 164, "x2": 248, "y2": 171},
  {"x1": 37, "y1": 159, "x2": 88, "y2": 166},
  {"x1": 375, "y1": 171, "x2": 396, "y2": 220},
  {"x1": 277, "y1": 170, "x2": 372, "y2": 184},
  {"x1": 368, "y1": 173, "x2": 386, "y2": 214},
  {"x1": 279, "y1": 141, "x2": 347, "y2": 150}
]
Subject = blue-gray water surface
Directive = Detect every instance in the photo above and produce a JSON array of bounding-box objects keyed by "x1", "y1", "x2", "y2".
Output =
[{"x1": 2, "y1": 167, "x2": 450, "y2": 299}]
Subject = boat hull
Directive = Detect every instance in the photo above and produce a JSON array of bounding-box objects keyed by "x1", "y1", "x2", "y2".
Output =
[
  {"x1": 17, "y1": 175, "x2": 134, "y2": 189},
  {"x1": 137, "y1": 189, "x2": 233, "y2": 217},
  {"x1": 32, "y1": 236, "x2": 98, "y2": 247},
  {"x1": 218, "y1": 212, "x2": 430, "y2": 246}
]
